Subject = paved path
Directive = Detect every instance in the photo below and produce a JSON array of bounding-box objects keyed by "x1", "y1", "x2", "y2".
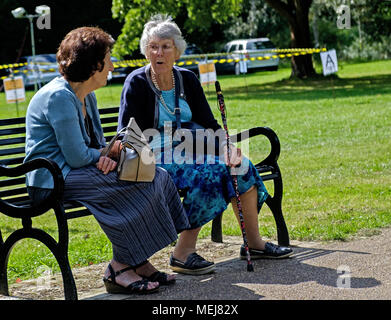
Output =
[
  {"x1": 86, "y1": 228, "x2": 391, "y2": 301},
  {"x1": 2, "y1": 228, "x2": 390, "y2": 301}
]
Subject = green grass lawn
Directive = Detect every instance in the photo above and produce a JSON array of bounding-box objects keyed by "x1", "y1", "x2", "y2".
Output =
[{"x1": 1, "y1": 59, "x2": 390, "y2": 282}]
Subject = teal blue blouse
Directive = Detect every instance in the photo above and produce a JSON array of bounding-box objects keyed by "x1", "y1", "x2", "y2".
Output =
[{"x1": 158, "y1": 89, "x2": 192, "y2": 128}]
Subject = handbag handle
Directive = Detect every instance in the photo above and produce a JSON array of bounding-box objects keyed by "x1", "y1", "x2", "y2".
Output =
[
  {"x1": 100, "y1": 127, "x2": 126, "y2": 157},
  {"x1": 101, "y1": 117, "x2": 148, "y2": 157}
]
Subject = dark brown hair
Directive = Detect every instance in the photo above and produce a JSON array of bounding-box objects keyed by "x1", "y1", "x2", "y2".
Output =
[{"x1": 57, "y1": 26, "x2": 115, "y2": 82}]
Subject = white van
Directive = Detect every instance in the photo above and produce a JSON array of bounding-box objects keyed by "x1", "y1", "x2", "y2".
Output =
[{"x1": 222, "y1": 38, "x2": 279, "y2": 75}]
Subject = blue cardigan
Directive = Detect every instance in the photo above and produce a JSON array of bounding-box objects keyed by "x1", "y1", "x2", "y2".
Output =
[{"x1": 24, "y1": 77, "x2": 105, "y2": 189}]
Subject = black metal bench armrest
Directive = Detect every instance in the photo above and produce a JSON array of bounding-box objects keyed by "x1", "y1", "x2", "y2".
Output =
[
  {"x1": 230, "y1": 126, "x2": 281, "y2": 166},
  {"x1": 0, "y1": 158, "x2": 64, "y2": 219}
]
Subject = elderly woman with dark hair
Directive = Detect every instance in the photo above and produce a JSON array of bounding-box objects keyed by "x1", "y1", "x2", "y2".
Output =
[
  {"x1": 118, "y1": 14, "x2": 293, "y2": 276},
  {"x1": 24, "y1": 26, "x2": 190, "y2": 294}
]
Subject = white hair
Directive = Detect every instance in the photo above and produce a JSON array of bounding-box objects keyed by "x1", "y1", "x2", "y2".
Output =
[{"x1": 140, "y1": 14, "x2": 187, "y2": 56}]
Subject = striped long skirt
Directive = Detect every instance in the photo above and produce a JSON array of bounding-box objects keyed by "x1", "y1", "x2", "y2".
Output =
[{"x1": 63, "y1": 165, "x2": 190, "y2": 267}]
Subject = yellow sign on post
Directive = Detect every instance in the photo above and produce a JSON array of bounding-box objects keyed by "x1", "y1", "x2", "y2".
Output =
[
  {"x1": 4, "y1": 76, "x2": 26, "y2": 103},
  {"x1": 198, "y1": 62, "x2": 217, "y2": 85}
]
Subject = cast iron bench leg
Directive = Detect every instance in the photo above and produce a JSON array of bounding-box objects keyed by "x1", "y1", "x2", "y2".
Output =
[
  {"x1": 266, "y1": 195, "x2": 290, "y2": 246},
  {"x1": 0, "y1": 229, "x2": 9, "y2": 296},
  {"x1": 0, "y1": 204, "x2": 78, "y2": 300},
  {"x1": 265, "y1": 165, "x2": 290, "y2": 246},
  {"x1": 52, "y1": 203, "x2": 78, "y2": 300},
  {"x1": 211, "y1": 214, "x2": 223, "y2": 243}
]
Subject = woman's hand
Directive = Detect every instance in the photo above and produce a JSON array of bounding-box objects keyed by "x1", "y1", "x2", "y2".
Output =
[
  {"x1": 223, "y1": 144, "x2": 242, "y2": 167},
  {"x1": 96, "y1": 156, "x2": 117, "y2": 174}
]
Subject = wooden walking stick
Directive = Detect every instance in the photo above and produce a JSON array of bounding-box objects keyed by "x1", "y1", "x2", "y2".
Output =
[{"x1": 215, "y1": 81, "x2": 254, "y2": 272}]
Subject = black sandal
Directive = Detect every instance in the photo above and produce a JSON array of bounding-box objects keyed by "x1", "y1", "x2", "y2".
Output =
[
  {"x1": 103, "y1": 264, "x2": 159, "y2": 294},
  {"x1": 145, "y1": 271, "x2": 176, "y2": 286}
]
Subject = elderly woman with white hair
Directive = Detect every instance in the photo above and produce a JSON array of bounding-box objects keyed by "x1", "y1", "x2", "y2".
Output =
[{"x1": 118, "y1": 14, "x2": 293, "y2": 275}]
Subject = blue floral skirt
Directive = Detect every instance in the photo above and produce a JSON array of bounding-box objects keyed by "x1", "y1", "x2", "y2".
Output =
[{"x1": 152, "y1": 138, "x2": 269, "y2": 229}]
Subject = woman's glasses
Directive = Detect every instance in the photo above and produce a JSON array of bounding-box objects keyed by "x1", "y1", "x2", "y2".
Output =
[{"x1": 148, "y1": 43, "x2": 175, "y2": 53}]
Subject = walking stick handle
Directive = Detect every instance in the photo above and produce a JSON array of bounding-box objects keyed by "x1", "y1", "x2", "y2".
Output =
[{"x1": 215, "y1": 81, "x2": 222, "y2": 94}]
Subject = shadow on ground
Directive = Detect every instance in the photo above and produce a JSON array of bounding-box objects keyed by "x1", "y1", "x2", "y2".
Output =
[{"x1": 99, "y1": 245, "x2": 380, "y2": 301}]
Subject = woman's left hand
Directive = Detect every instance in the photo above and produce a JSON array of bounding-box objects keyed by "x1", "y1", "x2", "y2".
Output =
[
  {"x1": 224, "y1": 144, "x2": 242, "y2": 167},
  {"x1": 96, "y1": 156, "x2": 117, "y2": 174}
]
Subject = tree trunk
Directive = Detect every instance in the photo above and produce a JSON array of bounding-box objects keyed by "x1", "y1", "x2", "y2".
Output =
[{"x1": 264, "y1": 0, "x2": 316, "y2": 78}]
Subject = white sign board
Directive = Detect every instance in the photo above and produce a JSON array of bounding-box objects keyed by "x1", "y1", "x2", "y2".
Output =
[
  {"x1": 198, "y1": 62, "x2": 217, "y2": 85},
  {"x1": 320, "y1": 49, "x2": 338, "y2": 76},
  {"x1": 239, "y1": 59, "x2": 247, "y2": 74},
  {"x1": 3, "y1": 76, "x2": 26, "y2": 103}
]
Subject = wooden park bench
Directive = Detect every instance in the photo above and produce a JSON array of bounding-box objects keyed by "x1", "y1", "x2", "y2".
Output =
[{"x1": 0, "y1": 106, "x2": 289, "y2": 300}]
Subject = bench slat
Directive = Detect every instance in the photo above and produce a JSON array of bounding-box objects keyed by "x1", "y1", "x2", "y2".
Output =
[
  {"x1": 0, "y1": 157, "x2": 25, "y2": 166},
  {"x1": 0, "y1": 118, "x2": 25, "y2": 126},
  {"x1": 66, "y1": 209, "x2": 92, "y2": 220},
  {"x1": 0, "y1": 177, "x2": 25, "y2": 187},
  {"x1": 0, "y1": 137, "x2": 25, "y2": 146},
  {"x1": 98, "y1": 107, "x2": 120, "y2": 115},
  {"x1": 63, "y1": 201, "x2": 85, "y2": 210},
  {"x1": 100, "y1": 116, "x2": 120, "y2": 124},
  {"x1": 0, "y1": 186, "x2": 27, "y2": 197},
  {"x1": 3, "y1": 195, "x2": 31, "y2": 204},
  {"x1": 0, "y1": 127, "x2": 25, "y2": 136},
  {"x1": 259, "y1": 173, "x2": 279, "y2": 181},
  {"x1": 102, "y1": 125, "x2": 118, "y2": 133},
  {"x1": 0, "y1": 147, "x2": 25, "y2": 157}
]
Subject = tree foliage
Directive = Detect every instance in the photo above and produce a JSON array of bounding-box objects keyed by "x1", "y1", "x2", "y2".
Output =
[
  {"x1": 311, "y1": 0, "x2": 391, "y2": 61},
  {"x1": 223, "y1": 0, "x2": 290, "y2": 49},
  {"x1": 352, "y1": 0, "x2": 391, "y2": 43},
  {"x1": 111, "y1": 0, "x2": 242, "y2": 58},
  {"x1": 312, "y1": 0, "x2": 391, "y2": 41}
]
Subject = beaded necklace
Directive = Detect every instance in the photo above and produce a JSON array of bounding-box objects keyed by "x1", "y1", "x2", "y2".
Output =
[{"x1": 151, "y1": 70, "x2": 176, "y2": 115}]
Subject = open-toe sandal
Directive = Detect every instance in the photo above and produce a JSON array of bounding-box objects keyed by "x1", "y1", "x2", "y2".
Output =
[
  {"x1": 145, "y1": 271, "x2": 176, "y2": 286},
  {"x1": 103, "y1": 264, "x2": 159, "y2": 294}
]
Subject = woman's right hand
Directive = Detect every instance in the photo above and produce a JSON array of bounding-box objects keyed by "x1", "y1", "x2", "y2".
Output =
[
  {"x1": 223, "y1": 144, "x2": 242, "y2": 167},
  {"x1": 96, "y1": 156, "x2": 117, "y2": 174}
]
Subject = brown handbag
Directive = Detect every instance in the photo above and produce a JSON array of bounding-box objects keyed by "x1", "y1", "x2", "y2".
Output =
[{"x1": 101, "y1": 117, "x2": 156, "y2": 182}]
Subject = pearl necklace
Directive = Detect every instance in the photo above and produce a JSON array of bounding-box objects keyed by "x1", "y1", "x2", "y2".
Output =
[{"x1": 151, "y1": 70, "x2": 176, "y2": 115}]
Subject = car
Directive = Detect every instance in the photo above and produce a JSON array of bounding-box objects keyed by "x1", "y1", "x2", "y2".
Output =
[
  {"x1": 15, "y1": 54, "x2": 60, "y2": 88},
  {"x1": 109, "y1": 56, "x2": 135, "y2": 82},
  {"x1": 176, "y1": 44, "x2": 203, "y2": 74},
  {"x1": 217, "y1": 38, "x2": 279, "y2": 75}
]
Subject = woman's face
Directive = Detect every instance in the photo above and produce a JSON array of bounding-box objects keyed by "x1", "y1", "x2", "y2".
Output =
[
  {"x1": 91, "y1": 50, "x2": 114, "y2": 88},
  {"x1": 146, "y1": 37, "x2": 180, "y2": 76}
]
